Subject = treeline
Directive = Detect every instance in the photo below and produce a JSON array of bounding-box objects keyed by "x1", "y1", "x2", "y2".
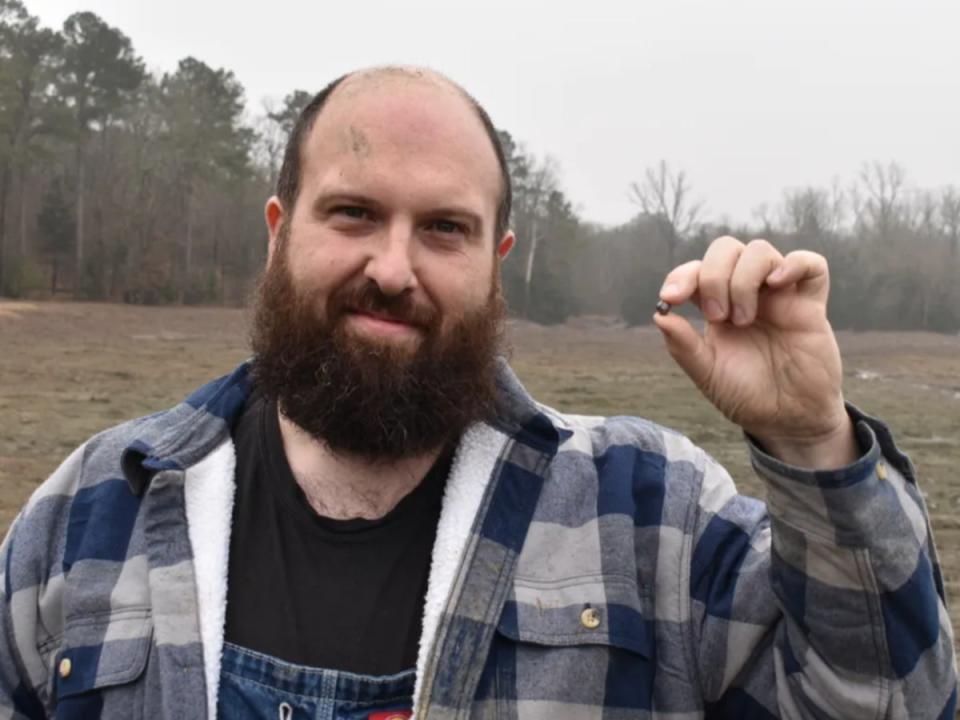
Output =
[
  {"x1": 554, "y1": 161, "x2": 960, "y2": 332},
  {"x1": 2, "y1": 1, "x2": 958, "y2": 330}
]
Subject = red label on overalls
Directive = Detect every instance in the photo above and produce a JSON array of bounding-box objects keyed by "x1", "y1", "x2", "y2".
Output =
[{"x1": 368, "y1": 712, "x2": 412, "y2": 720}]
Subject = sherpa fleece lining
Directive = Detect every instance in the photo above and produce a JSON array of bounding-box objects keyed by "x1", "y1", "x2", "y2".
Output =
[
  {"x1": 184, "y1": 421, "x2": 509, "y2": 719},
  {"x1": 184, "y1": 439, "x2": 236, "y2": 720}
]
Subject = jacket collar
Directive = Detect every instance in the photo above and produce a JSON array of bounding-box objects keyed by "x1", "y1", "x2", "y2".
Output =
[
  {"x1": 120, "y1": 356, "x2": 565, "y2": 495},
  {"x1": 121, "y1": 363, "x2": 252, "y2": 494}
]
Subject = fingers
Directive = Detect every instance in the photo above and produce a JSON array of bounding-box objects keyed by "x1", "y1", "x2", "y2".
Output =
[
  {"x1": 658, "y1": 260, "x2": 702, "y2": 306},
  {"x1": 766, "y1": 250, "x2": 830, "y2": 302},
  {"x1": 729, "y1": 239, "x2": 783, "y2": 325},
  {"x1": 652, "y1": 311, "x2": 714, "y2": 390},
  {"x1": 659, "y1": 238, "x2": 829, "y2": 327},
  {"x1": 697, "y1": 236, "x2": 744, "y2": 322}
]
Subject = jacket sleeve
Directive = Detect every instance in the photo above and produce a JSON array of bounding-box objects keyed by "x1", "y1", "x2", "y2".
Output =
[
  {"x1": 0, "y1": 517, "x2": 47, "y2": 720},
  {"x1": 688, "y1": 406, "x2": 957, "y2": 719},
  {"x1": 0, "y1": 445, "x2": 87, "y2": 719}
]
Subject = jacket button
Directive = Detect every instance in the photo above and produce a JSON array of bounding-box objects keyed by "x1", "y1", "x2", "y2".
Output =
[
  {"x1": 580, "y1": 607, "x2": 601, "y2": 629},
  {"x1": 876, "y1": 462, "x2": 888, "y2": 481},
  {"x1": 59, "y1": 657, "x2": 72, "y2": 679}
]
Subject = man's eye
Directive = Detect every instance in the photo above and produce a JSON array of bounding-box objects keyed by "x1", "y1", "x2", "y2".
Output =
[
  {"x1": 429, "y1": 220, "x2": 465, "y2": 235},
  {"x1": 335, "y1": 206, "x2": 369, "y2": 220}
]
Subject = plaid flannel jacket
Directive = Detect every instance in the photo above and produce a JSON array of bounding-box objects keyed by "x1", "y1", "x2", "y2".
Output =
[{"x1": 0, "y1": 360, "x2": 956, "y2": 719}]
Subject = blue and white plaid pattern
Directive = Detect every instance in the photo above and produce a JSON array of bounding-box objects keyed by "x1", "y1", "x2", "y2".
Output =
[{"x1": 0, "y1": 360, "x2": 955, "y2": 718}]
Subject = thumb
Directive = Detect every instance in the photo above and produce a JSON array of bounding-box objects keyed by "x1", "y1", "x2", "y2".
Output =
[{"x1": 653, "y1": 312, "x2": 714, "y2": 390}]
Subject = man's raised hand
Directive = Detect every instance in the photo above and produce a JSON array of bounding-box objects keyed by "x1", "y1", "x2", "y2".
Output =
[{"x1": 654, "y1": 236, "x2": 858, "y2": 469}]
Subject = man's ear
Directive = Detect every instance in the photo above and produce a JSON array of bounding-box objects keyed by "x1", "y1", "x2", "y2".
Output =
[
  {"x1": 264, "y1": 196, "x2": 286, "y2": 266},
  {"x1": 497, "y1": 231, "x2": 515, "y2": 260}
]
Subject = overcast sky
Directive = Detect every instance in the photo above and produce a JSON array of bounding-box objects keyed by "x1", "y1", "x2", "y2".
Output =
[{"x1": 23, "y1": 0, "x2": 960, "y2": 227}]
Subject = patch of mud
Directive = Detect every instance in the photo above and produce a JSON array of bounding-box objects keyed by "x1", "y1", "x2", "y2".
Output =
[{"x1": 0, "y1": 302, "x2": 39, "y2": 320}]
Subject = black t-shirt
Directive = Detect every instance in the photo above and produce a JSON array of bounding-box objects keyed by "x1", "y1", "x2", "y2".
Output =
[{"x1": 224, "y1": 392, "x2": 451, "y2": 675}]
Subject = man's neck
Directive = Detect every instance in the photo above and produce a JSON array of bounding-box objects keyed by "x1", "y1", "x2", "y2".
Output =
[{"x1": 277, "y1": 408, "x2": 445, "y2": 520}]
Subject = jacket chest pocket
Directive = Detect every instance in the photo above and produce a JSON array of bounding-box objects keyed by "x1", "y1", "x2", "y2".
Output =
[
  {"x1": 476, "y1": 579, "x2": 655, "y2": 719},
  {"x1": 53, "y1": 610, "x2": 152, "y2": 720}
]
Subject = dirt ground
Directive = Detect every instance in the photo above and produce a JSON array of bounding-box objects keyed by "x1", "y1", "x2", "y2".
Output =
[{"x1": 2, "y1": 300, "x2": 959, "y2": 654}]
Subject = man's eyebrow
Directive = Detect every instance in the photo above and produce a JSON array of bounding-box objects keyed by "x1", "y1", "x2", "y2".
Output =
[{"x1": 311, "y1": 192, "x2": 380, "y2": 212}]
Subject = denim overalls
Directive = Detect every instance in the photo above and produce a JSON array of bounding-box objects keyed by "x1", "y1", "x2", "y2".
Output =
[{"x1": 217, "y1": 643, "x2": 415, "y2": 720}]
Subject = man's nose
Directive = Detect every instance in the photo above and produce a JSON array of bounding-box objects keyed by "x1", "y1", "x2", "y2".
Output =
[{"x1": 363, "y1": 222, "x2": 419, "y2": 296}]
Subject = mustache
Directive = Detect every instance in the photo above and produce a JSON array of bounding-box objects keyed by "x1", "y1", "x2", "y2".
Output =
[{"x1": 330, "y1": 282, "x2": 439, "y2": 330}]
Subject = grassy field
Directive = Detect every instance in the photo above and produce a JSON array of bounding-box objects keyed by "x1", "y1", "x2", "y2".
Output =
[{"x1": 2, "y1": 300, "x2": 960, "y2": 653}]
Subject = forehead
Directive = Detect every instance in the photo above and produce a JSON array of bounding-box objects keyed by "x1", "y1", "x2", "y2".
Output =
[{"x1": 298, "y1": 76, "x2": 502, "y2": 216}]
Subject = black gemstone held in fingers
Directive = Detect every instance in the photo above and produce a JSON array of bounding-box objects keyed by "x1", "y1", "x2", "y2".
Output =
[{"x1": 655, "y1": 300, "x2": 672, "y2": 315}]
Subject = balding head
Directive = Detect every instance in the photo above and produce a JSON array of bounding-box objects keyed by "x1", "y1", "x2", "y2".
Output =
[
  {"x1": 274, "y1": 66, "x2": 512, "y2": 243},
  {"x1": 337, "y1": 65, "x2": 461, "y2": 95}
]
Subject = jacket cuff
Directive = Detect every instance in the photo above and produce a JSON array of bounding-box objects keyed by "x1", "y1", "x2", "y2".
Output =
[
  {"x1": 746, "y1": 402, "x2": 915, "y2": 487},
  {"x1": 745, "y1": 404, "x2": 917, "y2": 543}
]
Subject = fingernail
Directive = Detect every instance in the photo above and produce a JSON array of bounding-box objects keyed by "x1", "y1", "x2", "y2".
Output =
[
  {"x1": 732, "y1": 305, "x2": 747, "y2": 325},
  {"x1": 768, "y1": 267, "x2": 784, "y2": 282},
  {"x1": 705, "y1": 299, "x2": 724, "y2": 320},
  {"x1": 660, "y1": 282, "x2": 679, "y2": 297}
]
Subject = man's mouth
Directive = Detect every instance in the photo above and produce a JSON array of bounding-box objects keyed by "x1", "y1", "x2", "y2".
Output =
[{"x1": 347, "y1": 309, "x2": 422, "y2": 337}]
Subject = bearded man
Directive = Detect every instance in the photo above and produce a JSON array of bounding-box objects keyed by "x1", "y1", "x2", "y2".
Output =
[{"x1": 0, "y1": 67, "x2": 955, "y2": 720}]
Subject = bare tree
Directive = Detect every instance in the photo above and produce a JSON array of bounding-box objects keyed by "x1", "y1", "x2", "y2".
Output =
[
  {"x1": 515, "y1": 155, "x2": 559, "y2": 318},
  {"x1": 254, "y1": 90, "x2": 311, "y2": 192},
  {"x1": 751, "y1": 202, "x2": 775, "y2": 236},
  {"x1": 253, "y1": 99, "x2": 286, "y2": 191},
  {"x1": 939, "y1": 186, "x2": 960, "y2": 257},
  {"x1": 780, "y1": 182, "x2": 845, "y2": 239},
  {"x1": 629, "y1": 160, "x2": 702, "y2": 268},
  {"x1": 851, "y1": 161, "x2": 907, "y2": 240}
]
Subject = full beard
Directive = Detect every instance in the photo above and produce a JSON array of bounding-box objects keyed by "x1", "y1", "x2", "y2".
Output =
[{"x1": 250, "y1": 240, "x2": 505, "y2": 463}]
